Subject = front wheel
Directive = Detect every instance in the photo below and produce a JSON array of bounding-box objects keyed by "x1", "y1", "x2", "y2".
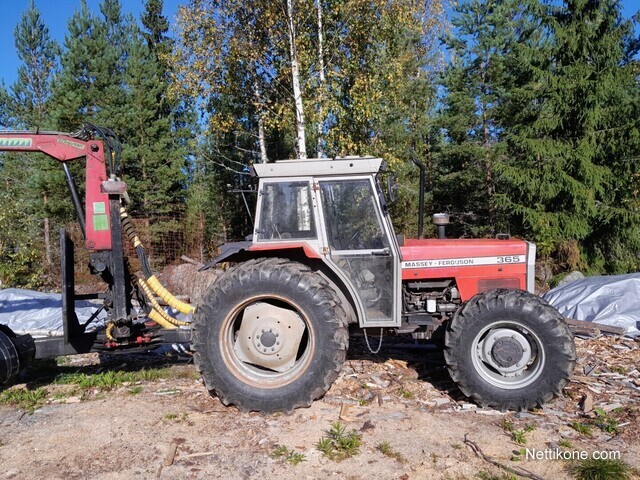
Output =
[
  {"x1": 192, "y1": 258, "x2": 349, "y2": 413},
  {"x1": 444, "y1": 289, "x2": 576, "y2": 410}
]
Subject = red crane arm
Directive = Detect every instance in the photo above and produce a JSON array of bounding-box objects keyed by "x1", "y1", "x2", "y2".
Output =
[{"x1": 0, "y1": 131, "x2": 113, "y2": 251}]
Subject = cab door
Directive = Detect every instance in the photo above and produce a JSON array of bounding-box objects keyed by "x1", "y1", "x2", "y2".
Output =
[{"x1": 316, "y1": 177, "x2": 401, "y2": 327}]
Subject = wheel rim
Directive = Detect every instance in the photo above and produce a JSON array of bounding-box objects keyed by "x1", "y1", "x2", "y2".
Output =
[
  {"x1": 471, "y1": 320, "x2": 545, "y2": 389},
  {"x1": 219, "y1": 296, "x2": 315, "y2": 389}
]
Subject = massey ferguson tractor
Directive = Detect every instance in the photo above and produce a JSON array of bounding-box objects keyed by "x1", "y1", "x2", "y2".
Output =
[{"x1": 0, "y1": 126, "x2": 576, "y2": 414}]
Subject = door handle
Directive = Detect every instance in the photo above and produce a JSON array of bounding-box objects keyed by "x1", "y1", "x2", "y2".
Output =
[{"x1": 371, "y1": 248, "x2": 390, "y2": 256}]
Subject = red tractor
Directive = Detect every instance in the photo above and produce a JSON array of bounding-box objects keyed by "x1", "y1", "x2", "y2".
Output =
[
  {"x1": 192, "y1": 156, "x2": 576, "y2": 412},
  {"x1": 0, "y1": 127, "x2": 575, "y2": 413}
]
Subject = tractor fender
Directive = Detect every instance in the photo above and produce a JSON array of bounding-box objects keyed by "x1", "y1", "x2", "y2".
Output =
[
  {"x1": 199, "y1": 241, "x2": 321, "y2": 271},
  {"x1": 199, "y1": 241, "x2": 253, "y2": 271},
  {"x1": 199, "y1": 243, "x2": 359, "y2": 324}
]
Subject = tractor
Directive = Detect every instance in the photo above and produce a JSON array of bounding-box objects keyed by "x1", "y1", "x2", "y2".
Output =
[
  {"x1": 192, "y1": 156, "x2": 576, "y2": 412},
  {"x1": 0, "y1": 126, "x2": 575, "y2": 413}
]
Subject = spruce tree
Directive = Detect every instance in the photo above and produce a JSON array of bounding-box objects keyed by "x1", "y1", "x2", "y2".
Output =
[
  {"x1": 436, "y1": 0, "x2": 523, "y2": 237},
  {"x1": 498, "y1": 0, "x2": 640, "y2": 272}
]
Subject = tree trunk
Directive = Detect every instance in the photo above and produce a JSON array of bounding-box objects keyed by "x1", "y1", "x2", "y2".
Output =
[
  {"x1": 480, "y1": 63, "x2": 495, "y2": 226},
  {"x1": 315, "y1": 0, "x2": 326, "y2": 157},
  {"x1": 43, "y1": 193, "x2": 52, "y2": 266},
  {"x1": 286, "y1": 0, "x2": 307, "y2": 159},
  {"x1": 253, "y1": 79, "x2": 268, "y2": 163}
]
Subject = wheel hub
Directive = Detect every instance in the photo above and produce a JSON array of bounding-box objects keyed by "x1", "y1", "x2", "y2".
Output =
[
  {"x1": 491, "y1": 338, "x2": 524, "y2": 368},
  {"x1": 234, "y1": 302, "x2": 306, "y2": 373},
  {"x1": 478, "y1": 327, "x2": 534, "y2": 378}
]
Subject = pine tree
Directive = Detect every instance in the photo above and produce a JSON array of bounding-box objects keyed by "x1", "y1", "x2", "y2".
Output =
[
  {"x1": 9, "y1": 0, "x2": 59, "y2": 129},
  {"x1": 49, "y1": 0, "x2": 128, "y2": 131},
  {"x1": 497, "y1": 0, "x2": 640, "y2": 272}
]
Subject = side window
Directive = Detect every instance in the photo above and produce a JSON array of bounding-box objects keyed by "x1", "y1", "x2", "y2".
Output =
[
  {"x1": 320, "y1": 179, "x2": 388, "y2": 250},
  {"x1": 257, "y1": 182, "x2": 316, "y2": 241}
]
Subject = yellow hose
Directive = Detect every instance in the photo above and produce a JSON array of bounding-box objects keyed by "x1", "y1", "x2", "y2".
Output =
[
  {"x1": 120, "y1": 207, "x2": 195, "y2": 315},
  {"x1": 146, "y1": 275, "x2": 195, "y2": 315},
  {"x1": 148, "y1": 309, "x2": 178, "y2": 329},
  {"x1": 106, "y1": 322, "x2": 115, "y2": 340},
  {"x1": 138, "y1": 277, "x2": 190, "y2": 327}
]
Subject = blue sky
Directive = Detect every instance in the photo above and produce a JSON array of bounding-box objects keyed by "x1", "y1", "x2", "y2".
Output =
[
  {"x1": 0, "y1": 0, "x2": 638, "y2": 88},
  {"x1": 0, "y1": 0, "x2": 181, "y2": 87}
]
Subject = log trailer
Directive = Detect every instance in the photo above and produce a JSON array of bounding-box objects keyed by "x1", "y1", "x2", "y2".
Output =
[{"x1": 0, "y1": 126, "x2": 576, "y2": 412}]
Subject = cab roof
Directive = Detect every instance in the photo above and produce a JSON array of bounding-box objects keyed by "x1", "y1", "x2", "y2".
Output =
[{"x1": 252, "y1": 156, "x2": 384, "y2": 178}]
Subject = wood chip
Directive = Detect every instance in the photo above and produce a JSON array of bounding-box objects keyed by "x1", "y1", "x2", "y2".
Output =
[
  {"x1": 164, "y1": 441, "x2": 179, "y2": 466},
  {"x1": 581, "y1": 393, "x2": 593, "y2": 413}
]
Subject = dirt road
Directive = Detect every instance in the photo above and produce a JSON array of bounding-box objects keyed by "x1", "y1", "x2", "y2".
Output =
[{"x1": 1, "y1": 336, "x2": 638, "y2": 480}]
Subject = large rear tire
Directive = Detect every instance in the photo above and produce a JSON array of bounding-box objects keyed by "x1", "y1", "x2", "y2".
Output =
[
  {"x1": 444, "y1": 289, "x2": 575, "y2": 410},
  {"x1": 192, "y1": 258, "x2": 349, "y2": 413}
]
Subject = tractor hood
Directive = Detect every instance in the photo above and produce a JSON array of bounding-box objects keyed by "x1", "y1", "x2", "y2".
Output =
[{"x1": 400, "y1": 238, "x2": 536, "y2": 298}]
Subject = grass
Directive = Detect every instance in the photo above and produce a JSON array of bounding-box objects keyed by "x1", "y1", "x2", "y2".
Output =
[
  {"x1": 0, "y1": 387, "x2": 48, "y2": 413},
  {"x1": 593, "y1": 408, "x2": 620, "y2": 435},
  {"x1": 570, "y1": 422, "x2": 593, "y2": 436},
  {"x1": 397, "y1": 387, "x2": 414, "y2": 399},
  {"x1": 476, "y1": 472, "x2": 517, "y2": 480},
  {"x1": 502, "y1": 419, "x2": 535, "y2": 445},
  {"x1": 558, "y1": 439, "x2": 573, "y2": 449},
  {"x1": 376, "y1": 441, "x2": 406, "y2": 463},
  {"x1": 54, "y1": 367, "x2": 173, "y2": 391},
  {"x1": 127, "y1": 386, "x2": 143, "y2": 395},
  {"x1": 568, "y1": 458, "x2": 631, "y2": 480},
  {"x1": 271, "y1": 445, "x2": 307, "y2": 466},
  {"x1": 316, "y1": 422, "x2": 362, "y2": 462}
]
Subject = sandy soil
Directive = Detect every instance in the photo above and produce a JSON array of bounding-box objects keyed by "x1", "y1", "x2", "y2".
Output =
[{"x1": 1, "y1": 336, "x2": 639, "y2": 480}]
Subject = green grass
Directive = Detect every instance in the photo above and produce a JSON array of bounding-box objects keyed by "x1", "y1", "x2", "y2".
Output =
[
  {"x1": 376, "y1": 440, "x2": 406, "y2": 463},
  {"x1": 559, "y1": 439, "x2": 573, "y2": 449},
  {"x1": 0, "y1": 387, "x2": 48, "y2": 413},
  {"x1": 501, "y1": 418, "x2": 514, "y2": 432},
  {"x1": 54, "y1": 367, "x2": 173, "y2": 391},
  {"x1": 593, "y1": 408, "x2": 620, "y2": 434},
  {"x1": 502, "y1": 418, "x2": 536, "y2": 445},
  {"x1": 271, "y1": 445, "x2": 307, "y2": 465},
  {"x1": 316, "y1": 422, "x2": 362, "y2": 462},
  {"x1": 570, "y1": 422, "x2": 592, "y2": 436},
  {"x1": 397, "y1": 387, "x2": 414, "y2": 399},
  {"x1": 568, "y1": 458, "x2": 631, "y2": 480},
  {"x1": 476, "y1": 472, "x2": 517, "y2": 480},
  {"x1": 127, "y1": 386, "x2": 143, "y2": 395}
]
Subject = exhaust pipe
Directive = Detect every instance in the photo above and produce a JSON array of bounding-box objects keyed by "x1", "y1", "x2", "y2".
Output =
[{"x1": 411, "y1": 158, "x2": 426, "y2": 239}]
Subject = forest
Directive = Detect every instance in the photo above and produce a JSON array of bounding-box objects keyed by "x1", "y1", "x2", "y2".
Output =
[{"x1": 0, "y1": 0, "x2": 639, "y2": 289}]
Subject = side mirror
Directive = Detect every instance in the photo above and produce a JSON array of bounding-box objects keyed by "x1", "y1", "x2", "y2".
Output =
[{"x1": 386, "y1": 174, "x2": 398, "y2": 204}]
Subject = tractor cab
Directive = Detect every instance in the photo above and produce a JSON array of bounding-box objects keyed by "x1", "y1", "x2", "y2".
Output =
[{"x1": 252, "y1": 157, "x2": 402, "y2": 328}]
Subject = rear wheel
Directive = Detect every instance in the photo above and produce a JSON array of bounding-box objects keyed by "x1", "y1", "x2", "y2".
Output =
[
  {"x1": 192, "y1": 258, "x2": 349, "y2": 413},
  {"x1": 444, "y1": 289, "x2": 575, "y2": 410}
]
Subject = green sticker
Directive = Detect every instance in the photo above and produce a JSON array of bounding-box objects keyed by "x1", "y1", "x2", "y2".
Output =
[
  {"x1": 93, "y1": 202, "x2": 106, "y2": 214},
  {"x1": 0, "y1": 138, "x2": 32, "y2": 147},
  {"x1": 93, "y1": 214, "x2": 109, "y2": 231}
]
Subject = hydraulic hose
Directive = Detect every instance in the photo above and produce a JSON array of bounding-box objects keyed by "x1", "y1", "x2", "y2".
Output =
[
  {"x1": 105, "y1": 322, "x2": 116, "y2": 341},
  {"x1": 148, "y1": 309, "x2": 178, "y2": 330},
  {"x1": 138, "y1": 278, "x2": 189, "y2": 327},
  {"x1": 120, "y1": 207, "x2": 195, "y2": 315},
  {"x1": 145, "y1": 275, "x2": 195, "y2": 315}
]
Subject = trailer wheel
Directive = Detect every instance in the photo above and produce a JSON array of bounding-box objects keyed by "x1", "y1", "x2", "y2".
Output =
[
  {"x1": 444, "y1": 289, "x2": 575, "y2": 410},
  {"x1": 192, "y1": 258, "x2": 349, "y2": 413}
]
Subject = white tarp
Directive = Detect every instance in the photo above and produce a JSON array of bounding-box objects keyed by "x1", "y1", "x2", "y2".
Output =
[
  {"x1": 543, "y1": 273, "x2": 640, "y2": 337},
  {"x1": 0, "y1": 288, "x2": 106, "y2": 336}
]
